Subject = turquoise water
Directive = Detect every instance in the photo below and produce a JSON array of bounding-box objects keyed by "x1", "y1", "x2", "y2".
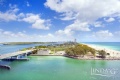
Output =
[
  {"x1": 0, "y1": 56, "x2": 120, "y2": 80},
  {"x1": 0, "y1": 43, "x2": 61, "y2": 55},
  {"x1": 0, "y1": 42, "x2": 120, "y2": 80},
  {"x1": 1, "y1": 42, "x2": 119, "y2": 55},
  {"x1": 0, "y1": 44, "x2": 41, "y2": 54},
  {"x1": 83, "y1": 42, "x2": 120, "y2": 51}
]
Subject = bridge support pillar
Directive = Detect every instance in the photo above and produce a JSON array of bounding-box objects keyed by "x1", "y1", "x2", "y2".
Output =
[
  {"x1": 24, "y1": 53, "x2": 27, "y2": 58},
  {"x1": 16, "y1": 55, "x2": 19, "y2": 59}
]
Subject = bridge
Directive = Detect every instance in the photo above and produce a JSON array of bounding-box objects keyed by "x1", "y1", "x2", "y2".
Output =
[
  {"x1": 0, "y1": 50, "x2": 34, "y2": 70},
  {"x1": 0, "y1": 50, "x2": 33, "y2": 60}
]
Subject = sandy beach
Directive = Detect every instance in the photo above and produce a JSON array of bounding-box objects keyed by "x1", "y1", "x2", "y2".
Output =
[{"x1": 85, "y1": 44, "x2": 120, "y2": 58}]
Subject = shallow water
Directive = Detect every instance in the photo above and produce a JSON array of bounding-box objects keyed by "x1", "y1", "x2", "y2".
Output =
[
  {"x1": 0, "y1": 44, "x2": 41, "y2": 54},
  {"x1": 83, "y1": 42, "x2": 120, "y2": 51},
  {"x1": 0, "y1": 56, "x2": 120, "y2": 80}
]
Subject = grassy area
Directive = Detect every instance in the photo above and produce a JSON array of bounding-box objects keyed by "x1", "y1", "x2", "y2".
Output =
[
  {"x1": 20, "y1": 42, "x2": 78, "y2": 54},
  {"x1": 21, "y1": 47, "x2": 33, "y2": 51},
  {"x1": 48, "y1": 47, "x2": 66, "y2": 52}
]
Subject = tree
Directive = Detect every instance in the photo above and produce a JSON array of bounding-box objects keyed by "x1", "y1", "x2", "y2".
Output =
[
  {"x1": 98, "y1": 50, "x2": 106, "y2": 58},
  {"x1": 89, "y1": 48, "x2": 96, "y2": 57},
  {"x1": 65, "y1": 44, "x2": 96, "y2": 57},
  {"x1": 65, "y1": 47, "x2": 74, "y2": 56}
]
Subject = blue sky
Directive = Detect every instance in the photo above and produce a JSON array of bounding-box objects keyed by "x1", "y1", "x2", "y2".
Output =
[{"x1": 0, "y1": 0, "x2": 120, "y2": 42}]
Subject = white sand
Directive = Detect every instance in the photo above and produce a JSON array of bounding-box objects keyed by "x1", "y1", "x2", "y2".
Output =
[{"x1": 85, "y1": 44, "x2": 120, "y2": 58}]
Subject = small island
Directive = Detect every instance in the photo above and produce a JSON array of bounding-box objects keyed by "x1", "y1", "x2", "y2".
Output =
[
  {"x1": 2, "y1": 42, "x2": 57, "y2": 45},
  {"x1": 20, "y1": 42, "x2": 120, "y2": 60}
]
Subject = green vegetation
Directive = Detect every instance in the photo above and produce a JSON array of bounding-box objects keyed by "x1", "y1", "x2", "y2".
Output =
[
  {"x1": 33, "y1": 42, "x2": 78, "y2": 52},
  {"x1": 32, "y1": 50, "x2": 38, "y2": 54},
  {"x1": 33, "y1": 45, "x2": 67, "y2": 54},
  {"x1": 21, "y1": 48, "x2": 28, "y2": 51},
  {"x1": 2, "y1": 42, "x2": 57, "y2": 45},
  {"x1": 35, "y1": 46, "x2": 47, "y2": 49},
  {"x1": 21, "y1": 47, "x2": 33, "y2": 51},
  {"x1": 65, "y1": 44, "x2": 96, "y2": 57},
  {"x1": 98, "y1": 50, "x2": 106, "y2": 58},
  {"x1": 49, "y1": 51, "x2": 54, "y2": 54},
  {"x1": 48, "y1": 46, "x2": 65, "y2": 52},
  {"x1": 20, "y1": 42, "x2": 108, "y2": 59}
]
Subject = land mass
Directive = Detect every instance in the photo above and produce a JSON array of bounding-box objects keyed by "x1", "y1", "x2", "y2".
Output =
[
  {"x1": 26, "y1": 42, "x2": 120, "y2": 60},
  {"x1": 2, "y1": 42, "x2": 58, "y2": 45},
  {"x1": 2, "y1": 42, "x2": 120, "y2": 60}
]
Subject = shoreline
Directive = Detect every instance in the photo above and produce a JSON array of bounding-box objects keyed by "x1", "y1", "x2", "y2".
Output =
[
  {"x1": 1, "y1": 42, "x2": 120, "y2": 60},
  {"x1": 65, "y1": 55, "x2": 120, "y2": 60},
  {"x1": 83, "y1": 43, "x2": 120, "y2": 58},
  {"x1": 30, "y1": 43, "x2": 120, "y2": 60},
  {"x1": 29, "y1": 55, "x2": 120, "y2": 60},
  {"x1": 31, "y1": 54, "x2": 64, "y2": 56}
]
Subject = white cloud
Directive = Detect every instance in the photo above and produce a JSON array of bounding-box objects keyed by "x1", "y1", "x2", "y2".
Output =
[
  {"x1": 65, "y1": 20, "x2": 90, "y2": 31},
  {"x1": 81, "y1": 30, "x2": 114, "y2": 42},
  {"x1": 26, "y1": 1, "x2": 30, "y2": 7},
  {"x1": 22, "y1": 13, "x2": 50, "y2": 30},
  {"x1": 45, "y1": 0, "x2": 120, "y2": 36},
  {"x1": 0, "y1": 29, "x2": 74, "y2": 42},
  {"x1": 0, "y1": 5, "x2": 50, "y2": 30},
  {"x1": 45, "y1": 0, "x2": 120, "y2": 21},
  {"x1": 115, "y1": 31, "x2": 120, "y2": 36},
  {"x1": 104, "y1": 17, "x2": 115, "y2": 22},
  {"x1": 113, "y1": 31, "x2": 120, "y2": 41},
  {"x1": 0, "y1": 29, "x2": 49, "y2": 42},
  {"x1": 60, "y1": 12, "x2": 76, "y2": 20},
  {"x1": 56, "y1": 20, "x2": 90, "y2": 36},
  {"x1": 18, "y1": 13, "x2": 25, "y2": 17},
  {"x1": 8, "y1": 4, "x2": 19, "y2": 13},
  {"x1": 0, "y1": 4, "x2": 19, "y2": 21},
  {"x1": 1, "y1": 30, "x2": 27, "y2": 38},
  {"x1": 22, "y1": 13, "x2": 40, "y2": 23},
  {"x1": 17, "y1": 13, "x2": 25, "y2": 20},
  {"x1": 0, "y1": 28, "x2": 2, "y2": 30},
  {"x1": 93, "y1": 30, "x2": 113, "y2": 39},
  {"x1": 55, "y1": 29, "x2": 74, "y2": 36},
  {"x1": 32, "y1": 19, "x2": 49, "y2": 30},
  {"x1": 93, "y1": 21, "x2": 103, "y2": 27},
  {"x1": 0, "y1": 12, "x2": 17, "y2": 21}
]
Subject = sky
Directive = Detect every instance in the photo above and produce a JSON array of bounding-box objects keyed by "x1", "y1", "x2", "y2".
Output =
[{"x1": 0, "y1": 0, "x2": 120, "y2": 42}]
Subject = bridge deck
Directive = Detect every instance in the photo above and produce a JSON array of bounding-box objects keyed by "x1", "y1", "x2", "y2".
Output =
[{"x1": 0, "y1": 50, "x2": 33, "y2": 60}]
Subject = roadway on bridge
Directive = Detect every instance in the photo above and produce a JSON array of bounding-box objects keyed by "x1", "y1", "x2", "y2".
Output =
[{"x1": 0, "y1": 50, "x2": 33, "y2": 60}]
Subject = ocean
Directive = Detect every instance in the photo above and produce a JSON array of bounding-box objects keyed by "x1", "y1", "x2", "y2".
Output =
[
  {"x1": 0, "y1": 42, "x2": 120, "y2": 80},
  {"x1": 0, "y1": 56, "x2": 120, "y2": 80},
  {"x1": 0, "y1": 44, "x2": 41, "y2": 54},
  {"x1": 0, "y1": 42, "x2": 120, "y2": 55},
  {"x1": 82, "y1": 42, "x2": 120, "y2": 51}
]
